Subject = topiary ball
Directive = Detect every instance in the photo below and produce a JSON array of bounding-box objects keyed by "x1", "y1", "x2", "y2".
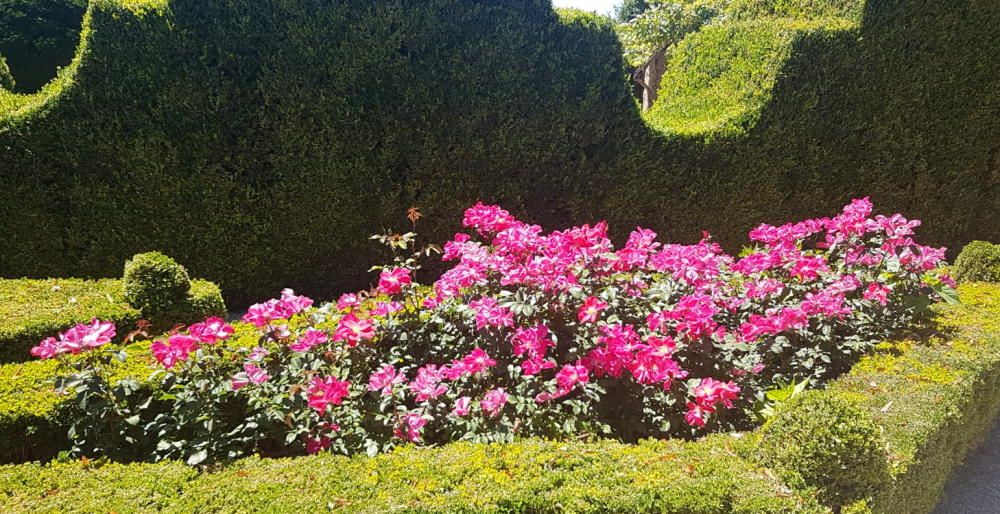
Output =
[
  {"x1": 952, "y1": 241, "x2": 1000, "y2": 284},
  {"x1": 756, "y1": 391, "x2": 889, "y2": 509},
  {"x1": 0, "y1": 55, "x2": 14, "y2": 91},
  {"x1": 123, "y1": 252, "x2": 191, "y2": 314}
]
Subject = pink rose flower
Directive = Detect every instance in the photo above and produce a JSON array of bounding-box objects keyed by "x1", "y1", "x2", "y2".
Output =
[
  {"x1": 377, "y1": 268, "x2": 412, "y2": 296},
  {"x1": 307, "y1": 376, "x2": 351, "y2": 414},
  {"x1": 151, "y1": 334, "x2": 199, "y2": 370},
  {"x1": 684, "y1": 401, "x2": 714, "y2": 428},
  {"x1": 480, "y1": 388, "x2": 508, "y2": 417},
  {"x1": 452, "y1": 396, "x2": 471, "y2": 417},
  {"x1": 409, "y1": 365, "x2": 448, "y2": 402},
  {"x1": 30, "y1": 337, "x2": 60, "y2": 360},
  {"x1": 460, "y1": 347, "x2": 496, "y2": 375},
  {"x1": 289, "y1": 329, "x2": 328, "y2": 352},
  {"x1": 232, "y1": 362, "x2": 269, "y2": 390},
  {"x1": 188, "y1": 316, "x2": 234, "y2": 344},
  {"x1": 333, "y1": 313, "x2": 376, "y2": 346},
  {"x1": 368, "y1": 364, "x2": 405, "y2": 396},
  {"x1": 280, "y1": 288, "x2": 314, "y2": 314},
  {"x1": 395, "y1": 411, "x2": 429, "y2": 443},
  {"x1": 863, "y1": 283, "x2": 891, "y2": 305},
  {"x1": 577, "y1": 296, "x2": 608, "y2": 324},
  {"x1": 336, "y1": 293, "x2": 361, "y2": 310}
]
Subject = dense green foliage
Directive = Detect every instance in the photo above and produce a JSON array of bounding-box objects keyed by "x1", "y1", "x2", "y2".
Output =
[
  {"x1": 829, "y1": 282, "x2": 1000, "y2": 513},
  {"x1": 0, "y1": 0, "x2": 640, "y2": 305},
  {"x1": 123, "y1": 251, "x2": 193, "y2": 316},
  {"x1": 0, "y1": 438, "x2": 824, "y2": 513},
  {"x1": 615, "y1": 0, "x2": 724, "y2": 69},
  {"x1": 615, "y1": 0, "x2": 652, "y2": 22},
  {"x1": 629, "y1": 0, "x2": 999, "y2": 259},
  {"x1": 0, "y1": 277, "x2": 223, "y2": 364},
  {"x1": 952, "y1": 240, "x2": 1000, "y2": 284},
  {"x1": 0, "y1": 0, "x2": 86, "y2": 92},
  {"x1": 758, "y1": 392, "x2": 888, "y2": 508},
  {"x1": 0, "y1": 283, "x2": 996, "y2": 512},
  {"x1": 1, "y1": 0, "x2": 997, "y2": 306},
  {"x1": 0, "y1": 55, "x2": 13, "y2": 91}
]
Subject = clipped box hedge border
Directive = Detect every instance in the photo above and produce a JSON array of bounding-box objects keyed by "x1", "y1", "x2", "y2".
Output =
[{"x1": 0, "y1": 283, "x2": 997, "y2": 513}]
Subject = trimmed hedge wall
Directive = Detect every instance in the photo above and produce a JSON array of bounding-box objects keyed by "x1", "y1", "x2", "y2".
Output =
[
  {"x1": 754, "y1": 282, "x2": 1000, "y2": 512},
  {"x1": 0, "y1": 277, "x2": 224, "y2": 364},
  {"x1": 828, "y1": 283, "x2": 1000, "y2": 513},
  {"x1": 0, "y1": 283, "x2": 996, "y2": 512},
  {"x1": 1, "y1": 0, "x2": 997, "y2": 305},
  {"x1": 0, "y1": 1, "x2": 638, "y2": 305},
  {"x1": 622, "y1": 0, "x2": 1000, "y2": 265}
]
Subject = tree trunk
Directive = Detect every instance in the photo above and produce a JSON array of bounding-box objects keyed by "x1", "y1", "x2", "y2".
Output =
[{"x1": 641, "y1": 48, "x2": 666, "y2": 111}]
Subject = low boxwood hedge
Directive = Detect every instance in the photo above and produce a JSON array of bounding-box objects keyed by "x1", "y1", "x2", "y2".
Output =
[
  {"x1": 0, "y1": 438, "x2": 823, "y2": 513},
  {"x1": 0, "y1": 277, "x2": 224, "y2": 364},
  {"x1": 828, "y1": 282, "x2": 1000, "y2": 513},
  {"x1": 751, "y1": 282, "x2": 1000, "y2": 512},
  {"x1": 0, "y1": 283, "x2": 996, "y2": 512},
  {"x1": 0, "y1": 339, "x2": 148, "y2": 463}
]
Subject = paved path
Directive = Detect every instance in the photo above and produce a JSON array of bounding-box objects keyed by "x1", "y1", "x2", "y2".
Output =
[{"x1": 933, "y1": 420, "x2": 1000, "y2": 513}]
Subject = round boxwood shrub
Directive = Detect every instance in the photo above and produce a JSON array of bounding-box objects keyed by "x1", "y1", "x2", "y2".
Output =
[
  {"x1": 756, "y1": 391, "x2": 889, "y2": 509},
  {"x1": 952, "y1": 241, "x2": 1000, "y2": 284},
  {"x1": 122, "y1": 252, "x2": 191, "y2": 315},
  {"x1": 0, "y1": 55, "x2": 13, "y2": 91}
]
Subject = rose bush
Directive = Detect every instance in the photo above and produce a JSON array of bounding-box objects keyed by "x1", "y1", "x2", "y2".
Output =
[{"x1": 33, "y1": 199, "x2": 954, "y2": 463}]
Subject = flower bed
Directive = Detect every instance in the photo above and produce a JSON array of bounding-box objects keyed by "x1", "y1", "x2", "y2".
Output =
[
  {"x1": 1, "y1": 282, "x2": 996, "y2": 513},
  {"x1": 16, "y1": 200, "x2": 956, "y2": 465}
]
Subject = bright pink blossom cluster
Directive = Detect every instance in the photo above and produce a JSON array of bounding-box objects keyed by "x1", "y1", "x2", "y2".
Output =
[
  {"x1": 242, "y1": 289, "x2": 313, "y2": 328},
  {"x1": 308, "y1": 376, "x2": 351, "y2": 413},
  {"x1": 30, "y1": 319, "x2": 117, "y2": 359},
  {"x1": 150, "y1": 316, "x2": 234, "y2": 369},
  {"x1": 684, "y1": 378, "x2": 741, "y2": 428},
  {"x1": 351, "y1": 198, "x2": 948, "y2": 437}
]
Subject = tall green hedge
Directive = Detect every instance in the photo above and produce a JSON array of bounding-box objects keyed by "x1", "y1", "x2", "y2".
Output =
[
  {"x1": 624, "y1": 0, "x2": 999, "y2": 264},
  {"x1": 1, "y1": 0, "x2": 997, "y2": 305},
  {"x1": 0, "y1": 0, "x2": 641, "y2": 305}
]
